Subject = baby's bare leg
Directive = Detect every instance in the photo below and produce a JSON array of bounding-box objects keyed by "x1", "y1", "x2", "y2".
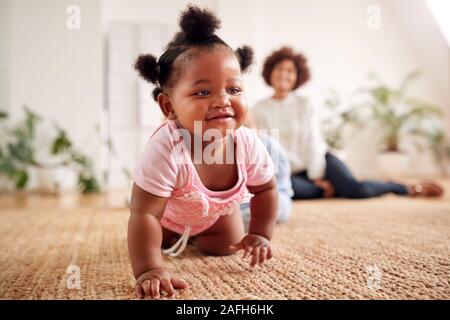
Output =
[{"x1": 195, "y1": 204, "x2": 245, "y2": 256}]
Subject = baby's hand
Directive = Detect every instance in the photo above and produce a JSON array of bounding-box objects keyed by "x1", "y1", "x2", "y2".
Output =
[
  {"x1": 229, "y1": 234, "x2": 273, "y2": 267},
  {"x1": 135, "y1": 267, "x2": 188, "y2": 299}
]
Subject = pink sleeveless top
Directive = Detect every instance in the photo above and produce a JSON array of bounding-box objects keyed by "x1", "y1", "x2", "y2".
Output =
[
  {"x1": 160, "y1": 135, "x2": 251, "y2": 237},
  {"x1": 133, "y1": 120, "x2": 274, "y2": 256}
]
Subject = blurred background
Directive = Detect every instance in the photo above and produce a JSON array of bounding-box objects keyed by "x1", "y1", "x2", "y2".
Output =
[{"x1": 0, "y1": 0, "x2": 449, "y2": 197}]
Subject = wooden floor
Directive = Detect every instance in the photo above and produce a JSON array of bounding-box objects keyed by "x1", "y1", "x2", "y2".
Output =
[{"x1": 0, "y1": 189, "x2": 131, "y2": 210}]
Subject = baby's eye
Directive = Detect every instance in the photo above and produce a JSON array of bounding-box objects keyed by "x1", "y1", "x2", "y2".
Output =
[
  {"x1": 195, "y1": 89, "x2": 211, "y2": 97},
  {"x1": 228, "y1": 87, "x2": 242, "y2": 95}
]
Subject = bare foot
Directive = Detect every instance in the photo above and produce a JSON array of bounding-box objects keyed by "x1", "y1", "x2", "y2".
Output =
[{"x1": 408, "y1": 182, "x2": 444, "y2": 197}]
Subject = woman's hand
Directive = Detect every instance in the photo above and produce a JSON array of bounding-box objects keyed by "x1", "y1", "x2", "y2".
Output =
[
  {"x1": 314, "y1": 179, "x2": 335, "y2": 198},
  {"x1": 229, "y1": 234, "x2": 273, "y2": 267},
  {"x1": 135, "y1": 267, "x2": 188, "y2": 299}
]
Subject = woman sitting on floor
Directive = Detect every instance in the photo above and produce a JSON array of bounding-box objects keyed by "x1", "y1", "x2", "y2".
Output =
[{"x1": 251, "y1": 46, "x2": 443, "y2": 199}]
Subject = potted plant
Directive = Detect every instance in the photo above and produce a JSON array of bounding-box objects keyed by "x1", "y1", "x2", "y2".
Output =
[
  {"x1": 0, "y1": 106, "x2": 100, "y2": 194},
  {"x1": 321, "y1": 90, "x2": 363, "y2": 160},
  {"x1": 357, "y1": 71, "x2": 442, "y2": 177},
  {"x1": 427, "y1": 129, "x2": 450, "y2": 177},
  {"x1": 411, "y1": 123, "x2": 450, "y2": 177}
]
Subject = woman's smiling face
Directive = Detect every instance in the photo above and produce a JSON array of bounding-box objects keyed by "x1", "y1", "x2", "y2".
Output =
[
  {"x1": 270, "y1": 59, "x2": 297, "y2": 93},
  {"x1": 164, "y1": 46, "x2": 248, "y2": 137}
]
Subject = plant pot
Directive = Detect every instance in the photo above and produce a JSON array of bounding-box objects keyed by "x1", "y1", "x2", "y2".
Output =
[
  {"x1": 0, "y1": 175, "x2": 16, "y2": 193},
  {"x1": 37, "y1": 166, "x2": 77, "y2": 194},
  {"x1": 377, "y1": 151, "x2": 410, "y2": 178}
]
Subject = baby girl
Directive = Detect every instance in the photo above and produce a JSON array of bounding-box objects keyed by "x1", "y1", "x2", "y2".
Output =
[{"x1": 128, "y1": 5, "x2": 278, "y2": 299}]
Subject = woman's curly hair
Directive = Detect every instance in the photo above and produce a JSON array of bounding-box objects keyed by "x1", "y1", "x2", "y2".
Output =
[
  {"x1": 262, "y1": 47, "x2": 310, "y2": 90},
  {"x1": 134, "y1": 5, "x2": 254, "y2": 101}
]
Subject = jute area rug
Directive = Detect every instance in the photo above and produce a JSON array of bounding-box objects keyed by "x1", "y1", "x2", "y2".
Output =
[{"x1": 0, "y1": 190, "x2": 449, "y2": 299}]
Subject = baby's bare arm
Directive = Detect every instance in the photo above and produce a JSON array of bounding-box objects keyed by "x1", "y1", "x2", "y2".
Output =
[
  {"x1": 128, "y1": 183, "x2": 188, "y2": 299},
  {"x1": 228, "y1": 177, "x2": 278, "y2": 267},
  {"x1": 128, "y1": 183, "x2": 168, "y2": 278},
  {"x1": 246, "y1": 177, "x2": 278, "y2": 240}
]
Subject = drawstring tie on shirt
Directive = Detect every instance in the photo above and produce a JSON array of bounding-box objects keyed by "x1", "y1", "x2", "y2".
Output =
[{"x1": 162, "y1": 226, "x2": 191, "y2": 257}]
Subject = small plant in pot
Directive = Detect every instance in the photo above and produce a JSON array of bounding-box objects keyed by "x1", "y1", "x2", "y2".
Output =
[
  {"x1": 321, "y1": 90, "x2": 364, "y2": 160},
  {"x1": 410, "y1": 122, "x2": 450, "y2": 177},
  {"x1": 357, "y1": 71, "x2": 442, "y2": 177},
  {"x1": 0, "y1": 106, "x2": 100, "y2": 194},
  {"x1": 426, "y1": 129, "x2": 450, "y2": 177}
]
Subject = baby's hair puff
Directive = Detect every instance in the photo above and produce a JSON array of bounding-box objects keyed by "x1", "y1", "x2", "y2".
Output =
[{"x1": 134, "y1": 4, "x2": 254, "y2": 101}]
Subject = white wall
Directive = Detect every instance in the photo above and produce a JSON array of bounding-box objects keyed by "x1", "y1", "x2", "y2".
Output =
[
  {"x1": 99, "y1": 0, "x2": 450, "y2": 181},
  {"x1": 101, "y1": 0, "x2": 215, "y2": 28},
  {"x1": 101, "y1": 0, "x2": 217, "y2": 188},
  {"x1": 0, "y1": 0, "x2": 10, "y2": 112},
  {"x1": 5, "y1": 0, "x2": 103, "y2": 189},
  {"x1": 389, "y1": 0, "x2": 450, "y2": 176},
  {"x1": 217, "y1": 0, "x2": 449, "y2": 177},
  {"x1": 390, "y1": 0, "x2": 450, "y2": 129},
  {"x1": 3, "y1": 0, "x2": 447, "y2": 191}
]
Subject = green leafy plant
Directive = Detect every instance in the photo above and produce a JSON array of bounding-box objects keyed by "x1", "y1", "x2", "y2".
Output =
[
  {"x1": 50, "y1": 126, "x2": 101, "y2": 193},
  {"x1": 0, "y1": 106, "x2": 100, "y2": 193},
  {"x1": 358, "y1": 71, "x2": 442, "y2": 152},
  {"x1": 101, "y1": 133, "x2": 132, "y2": 188},
  {"x1": 410, "y1": 123, "x2": 450, "y2": 177},
  {"x1": 426, "y1": 129, "x2": 450, "y2": 176},
  {"x1": 0, "y1": 107, "x2": 40, "y2": 188},
  {"x1": 321, "y1": 90, "x2": 363, "y2": 150}
]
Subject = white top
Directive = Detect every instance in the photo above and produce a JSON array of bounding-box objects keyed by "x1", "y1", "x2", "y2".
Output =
[{"x1": 252, "y1": 93, "x2": 328, "y2": 180}]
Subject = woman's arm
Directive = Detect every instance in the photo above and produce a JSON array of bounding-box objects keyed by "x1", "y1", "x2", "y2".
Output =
[{"x1": 305, "y1": 100, "x2": 328, "y2": 180}]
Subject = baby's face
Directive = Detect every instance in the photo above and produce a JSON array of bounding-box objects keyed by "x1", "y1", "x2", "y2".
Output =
[{"x1": 169, "y1": 47, "x2": 248, "y2": 137}]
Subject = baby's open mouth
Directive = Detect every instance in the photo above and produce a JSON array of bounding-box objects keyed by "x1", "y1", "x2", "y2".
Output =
[{"x1": 205, "y1": 113, "x2": 234, "y2": 120}]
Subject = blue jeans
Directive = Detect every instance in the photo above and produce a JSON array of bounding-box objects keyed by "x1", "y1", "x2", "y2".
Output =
[
  {"x1": 291, "y1": 152, "x2": 409, "y2": 199},
  {"x1": 240, "y1": 133, "x2": 294, "y2": 230},
  {"x1": 240, "y1": 191, "x2": 292, "y2": 231}
]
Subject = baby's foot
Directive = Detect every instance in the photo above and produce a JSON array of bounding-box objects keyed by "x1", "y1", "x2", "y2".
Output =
[{"x1": 408, "y1": 182, "x2": 444, "y2": 197}]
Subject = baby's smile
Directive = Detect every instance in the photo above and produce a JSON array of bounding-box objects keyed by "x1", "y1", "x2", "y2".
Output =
[{"x1": 205, "y1": 109, "x2": 235, "y2": 121}]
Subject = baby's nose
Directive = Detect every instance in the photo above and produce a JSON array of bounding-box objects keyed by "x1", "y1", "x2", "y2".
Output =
[{"x1": 211, "y1": 92, "x2": 231, "y2": 108}]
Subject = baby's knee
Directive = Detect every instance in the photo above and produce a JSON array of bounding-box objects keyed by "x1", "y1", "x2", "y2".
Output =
[
  {"x1": 196, "y1": 233, "x2": 239, "y2": 256},
  {"x1": 198, "y1": 244, "x2": 234, "y2": 256}
]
